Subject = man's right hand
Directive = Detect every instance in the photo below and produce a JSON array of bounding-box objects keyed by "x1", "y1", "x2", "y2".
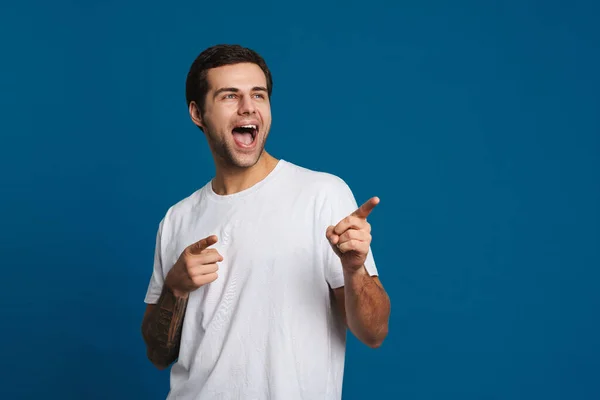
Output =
[{"x1": 164, "y1": 235, "x2": 222, "y2": 298}]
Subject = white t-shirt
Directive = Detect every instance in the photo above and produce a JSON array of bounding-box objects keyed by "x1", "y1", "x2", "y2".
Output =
[{"x1": 144, "y1": 159, "x2": 378, "y2": 400}]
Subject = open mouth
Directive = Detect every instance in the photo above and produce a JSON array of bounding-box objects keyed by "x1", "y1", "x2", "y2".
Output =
[{"x1": 232, "y1": 124, "x2": 258, "y2": 147}]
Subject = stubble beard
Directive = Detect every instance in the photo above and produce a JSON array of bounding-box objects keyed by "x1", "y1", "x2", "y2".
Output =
[{"x1": 207, "y1": 129, "x2": 268, "y2": 169}]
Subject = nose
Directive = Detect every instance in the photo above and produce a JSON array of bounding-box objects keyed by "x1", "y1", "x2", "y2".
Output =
[{"x1": 238, "y1": 94, "x2": 256, "y2": 115}]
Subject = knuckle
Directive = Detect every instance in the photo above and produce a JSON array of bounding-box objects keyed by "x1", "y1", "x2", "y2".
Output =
[
  {"x1": 204, "y1": 273, "x2": 217, "y2": 284},
  {"x1": 191, "y1": 271, "x2": 219, "y2": 287},
  {"x1": 208, "y1": 263, "x2": 219, "y2": 273},
  {"x1": 191, "y1": 276, "x2": 203, "y2": 287},
  {"x1": 186, "y1": 243, "x2": 197, "y2": 252},
  {"x1": 199, "y1": 253, "x2": 214, "y2": 263}
]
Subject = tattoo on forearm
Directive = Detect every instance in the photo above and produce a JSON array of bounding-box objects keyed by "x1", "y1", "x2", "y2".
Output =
[{"x1": 142, "y1": 286, "x2": 189, "y2": 367}]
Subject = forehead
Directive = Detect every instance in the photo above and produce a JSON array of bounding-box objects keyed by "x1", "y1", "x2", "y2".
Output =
[{"x1": 206, "y1": 63, "x2": 267, "y2": 91}]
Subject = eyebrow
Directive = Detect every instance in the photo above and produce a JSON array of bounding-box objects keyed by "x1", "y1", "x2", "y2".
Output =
[{"x1": 213, "y1": 86, "x2": 268, "y2": 98}]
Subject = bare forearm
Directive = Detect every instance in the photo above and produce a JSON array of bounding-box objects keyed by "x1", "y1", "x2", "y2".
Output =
[
  {"x1": 141, "y1": 286, "x2": 189, "y2": 369},
  {"x1": 343, "y1": 266, "x2": 390, "y2": 348}
]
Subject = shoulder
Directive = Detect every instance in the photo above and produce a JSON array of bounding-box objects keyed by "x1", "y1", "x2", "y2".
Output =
[
  {"x1": 282, "y1": 160, "x2": 353, "y2": 195},
  {"x1": 281, "y1": 161, "x2": 357, "y2": 221},
  {"x1": 156, "y1": 183, "x2": 210, "y2": 234}
]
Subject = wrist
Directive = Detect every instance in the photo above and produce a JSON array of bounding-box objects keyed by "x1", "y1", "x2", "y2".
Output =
[
  {"x1": 342, "y1": 264, "x2": 369, "y2": 278},
  {"x1": 164, "y1": 277, "x2": 189, "y2": 300},
  {"x1": 170, "y1": 287, "x2": 189, "y2": 300}
]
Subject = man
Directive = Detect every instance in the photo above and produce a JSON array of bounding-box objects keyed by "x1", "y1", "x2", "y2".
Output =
[{"x1": 141, "y1": 44, "x2": 391, "y2": 399}]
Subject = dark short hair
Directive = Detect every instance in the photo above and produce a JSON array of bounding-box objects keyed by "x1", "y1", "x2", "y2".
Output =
[{"x1": 185, "y1": 44, "x2": 273, "y2": 115}]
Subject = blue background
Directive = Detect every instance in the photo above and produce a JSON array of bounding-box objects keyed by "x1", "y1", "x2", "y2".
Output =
[{"x1": 1, "y1": 0, "x2": 599, "y2": 399}]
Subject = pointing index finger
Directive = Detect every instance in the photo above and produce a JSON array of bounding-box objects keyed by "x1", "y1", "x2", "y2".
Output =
[
  {"x1": 352, "y1": 196, "x2": 380, "y2": 219},
  {"x1": 188, "y1": 235, "x2": 218, "y2": 255}
]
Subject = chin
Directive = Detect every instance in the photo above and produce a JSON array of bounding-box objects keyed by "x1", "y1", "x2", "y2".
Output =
[{"x1": 228, "y1": 152, "x2": 263, "y2": 169}]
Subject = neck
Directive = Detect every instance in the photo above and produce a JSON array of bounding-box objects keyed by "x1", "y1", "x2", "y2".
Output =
[{"x1": 211, "y1": 151, "x2": 279, "y2": 195}]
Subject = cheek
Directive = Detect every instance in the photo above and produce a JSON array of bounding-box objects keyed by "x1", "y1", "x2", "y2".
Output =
[
  {"x1": 204, "y1": 110, "x2": 233, "y2": 132},
  {"x1": 258, "y1": 105, "x2": 272, "y2": 126}
]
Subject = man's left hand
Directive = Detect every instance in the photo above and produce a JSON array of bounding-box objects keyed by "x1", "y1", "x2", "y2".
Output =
[{"x1": 326, "y1": 196, "x2": 380, "y2": 271}]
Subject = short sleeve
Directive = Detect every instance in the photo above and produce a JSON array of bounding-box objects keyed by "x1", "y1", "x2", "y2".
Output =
[
  {"x1": 144, "y1": 218, "x2": 165, "y2": 304},
  {"x1": 322, "y1": 177, "x2": 378, "y2": 289}
]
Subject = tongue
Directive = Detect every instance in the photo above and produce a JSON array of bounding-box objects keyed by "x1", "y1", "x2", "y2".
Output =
[{"x1": 233, "y1": 132, "x2": 253, "y2": 146}]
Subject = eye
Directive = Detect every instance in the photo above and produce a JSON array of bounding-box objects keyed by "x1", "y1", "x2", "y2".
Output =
[
  {"x1": 253, "y1": 93, "x2": 265, "y2": 99},
  {"x1": 223, "y1": 94, "x2": 237, "y2": 99}
]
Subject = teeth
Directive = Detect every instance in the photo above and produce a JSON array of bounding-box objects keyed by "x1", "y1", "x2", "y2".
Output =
[{"x1": 240, "y1": 125, "x2": 257, "y2": 129}]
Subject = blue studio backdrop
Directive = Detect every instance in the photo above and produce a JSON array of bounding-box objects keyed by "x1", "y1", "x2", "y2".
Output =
[{"x1": 1, "y1": 0, "x2": 599, "y2": 399}]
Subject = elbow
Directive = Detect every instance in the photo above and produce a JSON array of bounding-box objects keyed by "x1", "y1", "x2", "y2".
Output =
[
  {"x1": 145, "y1": 345, "x2": 173, "y2": 370},
  {"x1": 368, "y1": 338, "x2": 385, "y2": 348},
  {"x1": 142, "y1": 328, "x2": 170, "y2": 370},
  {"x1": 147, "y1": 351, "x2": 172, "y2": 370},
  {"x1": 152, "y1": 360, "x2": 170, "y2": 371},
  {"x1": 365, "y1": 337, "x2": 386, "y2": 349},
  {"x1": 365, "y1": 326, "x2": 389, "y2": 349}
]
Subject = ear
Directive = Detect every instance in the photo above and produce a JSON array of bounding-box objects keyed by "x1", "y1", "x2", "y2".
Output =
[{"x1": 189, "y1": 101, "x2": 205, "y2": 130}]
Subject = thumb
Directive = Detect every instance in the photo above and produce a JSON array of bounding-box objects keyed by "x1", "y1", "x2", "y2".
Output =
[{"x1": 188, "y1": 235, "x2": 218, "y2": 255}]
